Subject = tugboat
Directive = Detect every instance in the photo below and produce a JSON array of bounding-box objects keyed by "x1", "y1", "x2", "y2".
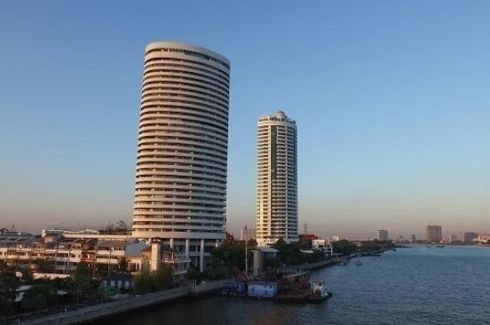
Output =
[
  {"x1": 276, "y1": 273, "x2": 311, "y2": 303},
  {"x1": 307, "y1": 280, "x2": 333, "y2": 303}
]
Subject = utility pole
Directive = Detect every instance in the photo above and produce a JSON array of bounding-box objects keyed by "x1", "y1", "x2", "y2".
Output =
[
  {"x1": 93, "y1": 241, "x2": 98, "y2": 277},
  {"x1": 108, "y1": 247, "x2": 112, "y2": 278},
  {"x1": 65, "y1": 246, "x2": 70, "y2": 275},
  {"x1": 244, "y1": 225, "x2": 248, "y2": 275}
]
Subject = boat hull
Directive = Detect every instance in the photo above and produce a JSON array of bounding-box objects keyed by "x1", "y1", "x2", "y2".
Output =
[
  {"x1": 307, "y1": 292, "x2": 333, "y2": 303},
  {"x1": 276, "y1": 291, "x2": 310, "y2": 303}
]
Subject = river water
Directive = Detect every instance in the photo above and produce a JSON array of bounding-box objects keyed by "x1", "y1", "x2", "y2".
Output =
[{"x1": 112, "y1": 245, "x2": 490, "y2": 324}]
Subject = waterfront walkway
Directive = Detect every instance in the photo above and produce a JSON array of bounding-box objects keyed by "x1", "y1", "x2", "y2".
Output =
[
  {"x1": 278, "y1": 256, "x2": 352, "y2": 274},
  {"x1": 20, "y1": 279, "x2": 229, "y2": 325}
]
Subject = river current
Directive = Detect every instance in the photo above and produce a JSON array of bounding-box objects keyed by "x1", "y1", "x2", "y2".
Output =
[{"x1": 112, "y1": 245, "x2": 490, "y2": 324}]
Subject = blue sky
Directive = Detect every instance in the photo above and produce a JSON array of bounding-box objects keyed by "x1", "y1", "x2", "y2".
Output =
[{"x1": 0, "y1": 1, "x2": 489, "y2": 238}]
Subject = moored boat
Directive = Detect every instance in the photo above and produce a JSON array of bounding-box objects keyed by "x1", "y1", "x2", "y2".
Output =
[
  {"x1": 276, "y1": 289, "x2": 310, "y2": 303},
  {"x1": 307, "y1": 280, "x2": 333, "y2": 302}
]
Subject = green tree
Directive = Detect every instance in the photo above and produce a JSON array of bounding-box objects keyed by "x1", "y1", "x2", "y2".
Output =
[
  {"x1": 72, "y1": 262, "x2": 96, "y2": 302},
  {"x1": 211, "y1": 239, "x2": 246, "y2": 270},
  {"x1": 22, "y1": 294, "x2": 47, "y2": 312},
  {"x1": 20, "y1": 265, "x2": 34, "y2": 282},
  {"x1": 0, "y1": 260, "x2": 10, "y2": 273},
  {"x1": 273, "y1": 238, "x2": 288, "y2": 251},
  {"x1": 298, "y1": 239, "x2": 312, "y2": 249},
  {"x1": 0, "y1": 296, "x2": 14, "y2": 318},
  {"x1": 154, "y1": 263, "x2": 173, "y2": 289},
  {"x1": 187, "y1": 265, "x2": 199, "y2": 280},
  {"x1": 0, "y1": 271, "x2": 19, "y2": 303},
  {"x1": 273, "y1": 239, "x2": 304, "y2": 265},
  {"x1": 118, "y1": 257, "x2": 129, "y2": 274},
  {"x1": 247, "y1": 238, "x2": 258, "y2": 248},
  {"x1": 22, "y1": 284, "x2": 57, "y2": 311},
  {"x1": 134, "y1": 269, "x2": 153, "y2": 294},
  {"x1": 332, "y1": 239, "x2": 357, "y2": 256},
  {"x1": 263, "y1": 256, "x2": 281, "y2": 270},
  {"x1": 36, "y1": 259, "x2": 56, "y2": 273},
  {"x1": 204, "y1": 263, "x2": 229, "y2": 280},
  {"x1": 134, "y1": 263, "x2": 174, "y2": 294}
]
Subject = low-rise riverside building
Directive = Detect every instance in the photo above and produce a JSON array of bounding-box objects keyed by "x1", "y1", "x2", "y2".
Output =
[
  {"x1": 0, "y1": 232, "x2": 190, "y2": 280},
  {"x1": 311, "y1": 239, "x2": 334, "y2": 257}
]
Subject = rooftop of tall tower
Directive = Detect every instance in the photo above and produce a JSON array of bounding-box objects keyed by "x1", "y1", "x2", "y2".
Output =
[
  {"x1": 258, "y1": 111, "x2": 296, "y2": 126},
  {"x1": 145, "y1": 41, "x2": 230, "y2": 68},
  {"x1": 275, "y1": 111, "x2": 286, "y2": 118}
]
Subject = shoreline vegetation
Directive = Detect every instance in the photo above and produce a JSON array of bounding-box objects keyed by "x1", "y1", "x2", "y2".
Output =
[
  {"x1": 0, "y1": 238, "x2": 397, "y2": 324},
  {"x1": 194, "y1": 237, "x2": 397, "y2": 283}
]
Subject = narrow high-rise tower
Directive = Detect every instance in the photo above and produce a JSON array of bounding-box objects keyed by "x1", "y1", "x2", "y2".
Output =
[
  {"x1": 426, "y1": 225, "x2": 443, "y2": 243},
  {"x1": 256, "y1": 111, "x2": 298, "y2": 245},
  {"x1": 132, "y1": 42, "x2": 231, "y2": 271}
]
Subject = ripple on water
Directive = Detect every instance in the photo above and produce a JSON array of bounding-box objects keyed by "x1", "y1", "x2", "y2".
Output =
[{"x1": 108, "y1": 246, "x2": 490, "y2": 325}]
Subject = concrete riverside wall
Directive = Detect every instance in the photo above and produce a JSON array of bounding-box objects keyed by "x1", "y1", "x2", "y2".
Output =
[
  {"x1": 21, "y1": 280, "x2": 230, "y2": 325},
  {"x1": 191, "y1": 279, "x2": 229, "y2": 295},
  {"x1": 278, "y1": 257, "x2": 349, "y2": 274},
  {"x1": 301, "y1": 259, "x2": 338, "y2": 270}
]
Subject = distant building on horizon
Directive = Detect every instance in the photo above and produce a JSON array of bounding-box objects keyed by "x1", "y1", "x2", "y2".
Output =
[
  {"x1": 426, "y1": 225, "x2": 443, "y2": 243},
  {"x1": 130, "y1": 41, "x2": 231, "y2": 272},
  {"x1": 474, "y1": 234, "x2": 490, "y2": 245},
  {"x1": 411, "y1": 234, "x2": 417, "y2": 243},
  {"x1": 377, "y1": 229, "x2": 389, "y2": 241},
  {"x1": 464, "y1": 232, "x2": 479, "y2": 244},
  {"x1": 256, "y1": 111, "x2": 298, "y2": 246}
]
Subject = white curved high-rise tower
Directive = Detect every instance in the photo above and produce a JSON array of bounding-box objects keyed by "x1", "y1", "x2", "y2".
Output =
[
  {"x1": 132, "y1": 41, "x2": 230, "y2": 271},
  {"x1": 256, "y1": 111, "x2": 298, "y2": 245}
]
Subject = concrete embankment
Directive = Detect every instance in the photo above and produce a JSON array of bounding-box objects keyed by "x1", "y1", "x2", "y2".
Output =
[
  {"x1": 20, "y1": 279, "x2": 229, "y2": 325},
  {"x1": 278, "y1": 256, "x2": 352, "y2": 274},
  {"x1": 291, "y1": 250, "x2": 393, "y2": 273},
  {"x1": 301, "y1": 259, "x2": 339, "y2": 270}
]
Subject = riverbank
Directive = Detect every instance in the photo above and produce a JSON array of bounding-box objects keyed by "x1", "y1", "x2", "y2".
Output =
[
  {"x1": 107, "y1": 246, "x2": 490, "y2": 325},
  {"x1": 19, "y1": 279, "x2": 229, "y2": 325},
  {"x1": 17, "y1": 250, "x2": 394, "y2": 324},
  {"x1": 278, "y1": 251, "x2": 387, "y2": 273}
]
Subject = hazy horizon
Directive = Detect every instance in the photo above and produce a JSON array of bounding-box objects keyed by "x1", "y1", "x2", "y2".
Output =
[{"x1": 1, "y1": 1, "x2": 489, "y2": 239}]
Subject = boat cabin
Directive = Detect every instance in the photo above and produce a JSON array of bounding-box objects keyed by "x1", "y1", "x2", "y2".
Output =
[{"x1": 247, "y1": 281, "x2": 278, "y2": 298}]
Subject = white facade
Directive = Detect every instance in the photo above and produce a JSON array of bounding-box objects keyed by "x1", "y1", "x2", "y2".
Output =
[
  {"x1": 312, "y1": 239, "x2": 334, "y2": 256},
  {"x1": 256, "y1": 111, "x2": 298, "y2": 245},
  {"x1": 0, "y1": 240, "x2": 145, "y2": 275},
  {"x1": 131, "y1": 42, "x2": 230, "y2": 272}
]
